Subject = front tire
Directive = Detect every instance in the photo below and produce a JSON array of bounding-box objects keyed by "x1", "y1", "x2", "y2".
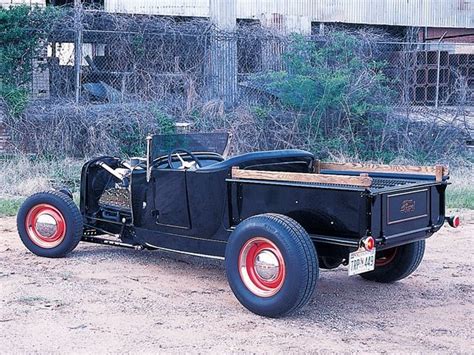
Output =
[
  {"x1": 225, "y1": 214, "x2": 318, "y2": 318},
  {"x1": 360, "y1": 240, "x2": 425, "y2": 283},
  {"x1": 17, "y1": 191, "x2": 83, "y2": 258}
]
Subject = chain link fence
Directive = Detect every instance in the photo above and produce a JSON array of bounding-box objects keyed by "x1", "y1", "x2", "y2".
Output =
[{"x1": 31, "y1": 10, "x2": 472, "y2": 109}]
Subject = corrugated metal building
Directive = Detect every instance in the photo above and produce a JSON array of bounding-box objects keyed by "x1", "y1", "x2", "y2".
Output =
[
  {"x1": 1, "y1": 0, "x2": 44, "y2": 6},
  {"x1": 103, "y1": 0, "x2": 474, "y2": 107},
  {"x1": 104, "y1": 0, "x2": 473, "y2": 30},
  {"x1": 4, "y1": 1, "x2": 472, "y2": 38}
]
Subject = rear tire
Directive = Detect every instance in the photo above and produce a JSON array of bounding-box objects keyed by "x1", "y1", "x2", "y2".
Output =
[
  {"x1": 319, "y1": 256, "x2": 343, "y2": 269},
  {"x1": 17, "y1": 191, "x2": 83, "y2": 258},
  {"x1": 360, "y1": 240, "x2": 425, "y2": 283},
  {"x1": 225, "y1": 213, "x2": 318, "y2": 318}
]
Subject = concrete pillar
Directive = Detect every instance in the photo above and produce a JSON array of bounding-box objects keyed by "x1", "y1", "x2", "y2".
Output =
[
  {"x1": 285, "y1": 15, "x2": 312, "y2": 36},
  {"x1": 32, "y1": 50, "x2": 50, "y2": 99},
  {"x1": 0, "y1": 103, "x2": 11, "y2": 153},
  {"x1": 209, "y1": 0, "x2": 238, "y2": 108},
  {"x1": 261, "y1": 13, "x2": 285, "y2": 71}
]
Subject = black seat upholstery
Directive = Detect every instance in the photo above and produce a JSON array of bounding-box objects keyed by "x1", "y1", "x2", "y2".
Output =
[{"x1": 199, "y1": 149, "x2": 314, "y2": 171}]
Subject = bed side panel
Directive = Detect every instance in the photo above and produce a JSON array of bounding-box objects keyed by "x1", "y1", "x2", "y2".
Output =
[{"x1": 229, "y1": 181, "x2": 366, "y2": 238}]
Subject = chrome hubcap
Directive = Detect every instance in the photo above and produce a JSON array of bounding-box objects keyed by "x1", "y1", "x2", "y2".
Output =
[
  {"x1": 238, "y1": 237, "x2": 286, "y2": 298},
  {"x1": 35, "y1": 213, "x2": 58, "y2": 238},
  {"x1": 254, "y1": 250, "x2": 280, "y2": 281}
]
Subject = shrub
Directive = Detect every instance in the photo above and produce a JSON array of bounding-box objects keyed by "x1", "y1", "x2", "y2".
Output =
[
  {"x1": 8, "y1": 102, "x2": 177, "y2": 158},
  {"x1": 240, "y1": 31, "x2": 469, "y2": 164},
  {"x1": 0, "y1": 5, "x2": 63, "y2": 116},
  {"x1": 0, "y1": 86, "x2": 29, "y2": 118},
  {"x1": 249, "y1": 32, "x2": 397, "y2": 161}
]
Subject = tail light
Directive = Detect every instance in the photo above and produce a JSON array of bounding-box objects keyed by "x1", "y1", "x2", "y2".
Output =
[
  {"x1": 362, "y1": 236, "x2": 375, "y2": 251},
  {"x1": 447, "y1": 216, "x2": 460, "y2": 228}
]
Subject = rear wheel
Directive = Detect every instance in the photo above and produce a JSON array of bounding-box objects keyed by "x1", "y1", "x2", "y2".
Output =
[
  {"x1": 360, "y1": 240, "x2": 425, "y2": 283},
  {"x1": 319, "y1": 256, "x2": 343, "y2": 269},
  {"x1": 17, "y1": 191, "x2": 83, "y2": 258},
  {"x1": 225, "y1": 214, "x2": 318, "y2": 318}
]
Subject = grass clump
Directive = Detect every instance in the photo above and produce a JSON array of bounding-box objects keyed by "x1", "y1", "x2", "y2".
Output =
[
  {"x1": 0, "y1": 197, "x2": 24, "y2": 217},
  {"x1": 0, "y1": 156, "x2": 84, "y2": 217},
  {"x1": 446, "y1": 169, "x2": 474, "y2": 209},
  {"x1": 0, "y1": 156, "x2": 84, "y2": 197}
]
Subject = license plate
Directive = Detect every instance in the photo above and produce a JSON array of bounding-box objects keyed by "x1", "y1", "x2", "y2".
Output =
[{"x1": 348, "y1": 248, "x2": 376, "y2": 276}]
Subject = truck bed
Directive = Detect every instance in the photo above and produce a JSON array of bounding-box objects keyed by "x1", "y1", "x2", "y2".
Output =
[
  {"x1": 230, "y1": 174, "x2": 442, "y2": 193},
  {"x1": 228, "y1": 163, "x2": 448, "y2": 251}
]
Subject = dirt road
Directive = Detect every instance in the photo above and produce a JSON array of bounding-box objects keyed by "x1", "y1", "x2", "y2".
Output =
[{"x1": 1, "y1": 212, "x2": 473, "y2": 353}]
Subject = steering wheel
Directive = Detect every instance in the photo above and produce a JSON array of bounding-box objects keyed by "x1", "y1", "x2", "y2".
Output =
[{"x1": 167, "y1": 148, "x2": 202, "y2": 170}]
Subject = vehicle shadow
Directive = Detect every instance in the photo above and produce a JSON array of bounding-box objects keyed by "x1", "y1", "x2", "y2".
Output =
[
  {"x1": 71, "y1": 243, "x2": 225, "y2": 269},
  {"x1": 71, "y1": 244, "x2": 436, "y2": 323},
  {"x1": 300, "y1": 272, "x2": 427, "y2": 320}
]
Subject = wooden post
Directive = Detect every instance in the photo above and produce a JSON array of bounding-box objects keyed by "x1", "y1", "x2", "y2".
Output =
[
  {"x1": 74, "y1": 0, "x2": 83, "y2": 104},
  {"x1": 435, "y1": 48, "x2": 441, "y2": 108},
  {"x1": 435, "y1": 165, "x2": 444, "y2": 182},
  {"x1": 209, "y1": 0, "x2": 237, "y2": 108},
  {"x1": 313, "y1": 159, "x2": 321, "y2": 173}
]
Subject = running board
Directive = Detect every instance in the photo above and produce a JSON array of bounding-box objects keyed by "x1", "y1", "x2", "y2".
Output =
[
  {"x1": 81, "y1": 235, "x2": 144, "y2": 250},
  {"x1": 144, "y1": 243, "x2": 225, "y2": 260}
]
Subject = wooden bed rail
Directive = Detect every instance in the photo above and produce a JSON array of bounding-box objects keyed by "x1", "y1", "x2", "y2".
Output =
[
  {"x1": 231, "y1": 167, "x2": 373, "y2": 187},
  {"x1": 315, "y1": 161, "x2": 448, "y2": 182}
]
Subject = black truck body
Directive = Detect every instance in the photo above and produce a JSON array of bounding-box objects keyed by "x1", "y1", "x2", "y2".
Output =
[
  {"x1": 79, "y1": 150, "x2": 447, "y2": 259},
  {"x1": 17, "y1": 133, "x2": 459, "y2": 317}
]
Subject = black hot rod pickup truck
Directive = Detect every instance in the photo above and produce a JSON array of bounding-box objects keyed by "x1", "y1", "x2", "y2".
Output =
[{"x1": 16, "y1": 133, "x2": 460, "y2": 317}]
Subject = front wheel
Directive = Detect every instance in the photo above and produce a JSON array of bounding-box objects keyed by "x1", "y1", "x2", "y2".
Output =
[
  {"x1": 17, "y1": 191, "x2": 83, "y2": 258},
  {"x1": 225, "y1": 214, "x2": 318, "y2": 318},
  {"x1": 360, "y1": 240, "x2": 425, "y2": 283}
]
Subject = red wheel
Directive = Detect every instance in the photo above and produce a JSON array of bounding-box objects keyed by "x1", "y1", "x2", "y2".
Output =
[
  {"x1": 360, "y1": 241, "x2": 425, "y2": 283},
  {"x1": 225, "y1": 214, "x2": 318, "y2": 317},
  {"x1": 375, "y1": 247, "x2": 398, "y2": 267},
  {"x1": 25, "y1": 204, "x2": 67, "y2": 248},
  {"x1": 238, "y1": 237, "x2": 286, "y2": 297},
  {"x1": 17, "y1": 191, "x2": 83, "y2": 258}
]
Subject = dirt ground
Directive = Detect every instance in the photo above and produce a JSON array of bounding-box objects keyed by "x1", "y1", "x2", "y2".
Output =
[{"x1": 1, "y1": 211, "x2": 473, "y2": 354}]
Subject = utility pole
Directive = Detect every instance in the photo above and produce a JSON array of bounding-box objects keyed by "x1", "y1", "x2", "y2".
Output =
[
  {"x1": 74, "y1": 0, "x2": 83, "y2": 104},
  {"x1": 435, "y1": 32, "x2": 447, "y2": 108}
]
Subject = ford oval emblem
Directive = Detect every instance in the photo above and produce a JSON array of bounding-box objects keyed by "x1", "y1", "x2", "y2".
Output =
[{"x1": 400, "y1": 199, "x2": 416, "y2": 213}]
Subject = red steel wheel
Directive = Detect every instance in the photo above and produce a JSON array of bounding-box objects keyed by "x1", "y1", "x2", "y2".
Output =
[
  {"x1": 238, "y1": 237, "x2": 286, "y2": 297},
  {"x1": 25, "y1": 204, "x2": 67, "y2": 249},
  {"x1": 18, "y1": 191, "x2": 83, "y2": 258},
  {"x1": 225, "y1": 214, "x2": 318, "y2": 317},
  {"x1": 375, "y1": 247, "x2": 398, "y2": 267}
]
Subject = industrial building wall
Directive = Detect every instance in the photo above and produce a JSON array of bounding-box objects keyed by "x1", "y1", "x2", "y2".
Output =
[
  {"x1": 0, "y1": 0, "x2": 45, "y2": 6},
  {"x1": 104, "y1": 0, "x2": 473, "y2": 29}
]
